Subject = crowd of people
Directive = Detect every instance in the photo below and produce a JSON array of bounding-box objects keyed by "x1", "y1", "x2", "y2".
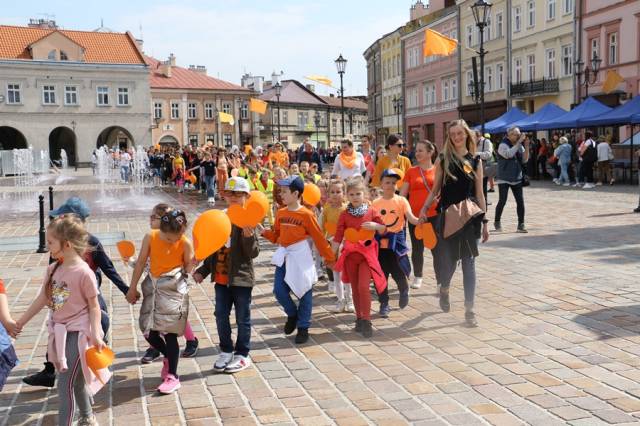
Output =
[{"x1": 1, "y1": 118, "x2": 638, "y2": 425}]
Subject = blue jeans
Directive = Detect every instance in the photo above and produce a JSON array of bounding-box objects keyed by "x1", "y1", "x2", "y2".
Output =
[
  {"x1": 439, "y1": 251, "x2": 477, "y2": 309},
  {"x1": 273, "y1": 263, "x2": 313, "y2": 329},
  {"x1": 204, "y1": 175, "x2": 216, "y2": 198},
  {"x1": 215, "y1": 284, "x2": 253, "y2": 356},
  {"x1": 559, "y1": 162, "x2": 570, "y2": 184},
  {"x1": 120, "y1": 165, "x2": 130, "y2": 182}
]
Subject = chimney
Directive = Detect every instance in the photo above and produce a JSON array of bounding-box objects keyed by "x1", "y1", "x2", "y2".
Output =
[
  {"x1": 28, "y1": 18, "x2": 58, "y2": 29},
  {"x1": 135, "y1": 38, "x2": 144, "y2": 52},
  {"x1": 168, "y1": 53, "x2": 176, "y2": 66},
  {"x1": 410, "y1": 0, "x2": 430, "y2": 20},
  {"x1": 306, "y1": 84, "x2": 315, "y2": 93},
  {"x1": 189, "y1": 65, "x2": 207, "y2": 74},
  {"x1": 160, "y1": 59, "x2": 172, "y2": 78},
  {"x1": 329, "y1": 93, "x2": 335, "y2": 98}
]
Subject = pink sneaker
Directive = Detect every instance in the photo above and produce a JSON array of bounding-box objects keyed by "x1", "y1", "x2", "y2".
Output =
[
  {"x1": 157, "y1": 374, "x2": 180, "y2": 394},
  {"x1": 161, "y1": 358, "x2": 169, "y2": 380}
]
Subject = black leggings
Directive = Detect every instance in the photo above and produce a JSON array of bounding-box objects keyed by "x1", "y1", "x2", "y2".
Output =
[
  {"x1": 146, "y1": 331, "x2": 179, "y2": 376},
  {"x1": 582, "y1": 161, "x2": 595, "y2": 184},
  {"x1": 494, "y1": 183, "x2": 525, "y2": 225},
  {"x1": 377, "y1": 248, "x2": 409, "y2": 304},
  {"x1": 407, "y1": 223, "x2": 424, "y2": 279}
]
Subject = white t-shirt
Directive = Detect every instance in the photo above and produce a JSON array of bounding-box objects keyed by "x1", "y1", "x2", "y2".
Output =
[
  {"x1": 597, "y1": 142, "x2": 613, "y2": 162},
  {"x1": 331, "y1": 152, "x2": 366, "y2": 180},
  {"x1": 120, "y1": 152, "x2": 131, "y2": 167}
]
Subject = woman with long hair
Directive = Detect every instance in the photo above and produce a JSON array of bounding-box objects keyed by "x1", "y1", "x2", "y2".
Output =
[{"x1": 420, "y1": 119, "x2": 489, "y2": 327}]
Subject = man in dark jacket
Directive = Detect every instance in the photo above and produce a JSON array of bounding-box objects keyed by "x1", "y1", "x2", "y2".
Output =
[
  {"x1": 494, "y1": 127, "x2": 529, "y2": 233},
  {"x1": 297, "y1": 140, "x2": 323, "y2": 173},
  {"x1": 23, "y1": 197, "x2": 130, "y2": 388}
]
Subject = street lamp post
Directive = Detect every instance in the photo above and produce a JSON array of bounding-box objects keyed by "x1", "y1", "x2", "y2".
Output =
[
  {"x1": 574, "y1": 54, "x2": 602, "y2": 99},
  {"x1": 335, "y1": 54, "x2": 347, "y2": 138},
  {"x1": 274, "y1": 83, "x2": 282, "y2": 143},
  {"x1": 313, "y1": 111, "x2": 321, "y2": 148},
  {"x1": 471, "y1": 0, "x2": 492, "y2": 135},
  {"x1": 392, "y1": 96, "x2": 403, "y2": 136}
]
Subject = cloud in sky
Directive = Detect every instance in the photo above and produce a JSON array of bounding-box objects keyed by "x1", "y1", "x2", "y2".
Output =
[{"x1": 4, "y1": 1, "x2": 409, "y2": 95}]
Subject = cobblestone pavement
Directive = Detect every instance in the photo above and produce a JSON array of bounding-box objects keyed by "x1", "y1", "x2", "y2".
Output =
[{"x1": 1, "y1": 172, "x2": 639, "y2": 425}]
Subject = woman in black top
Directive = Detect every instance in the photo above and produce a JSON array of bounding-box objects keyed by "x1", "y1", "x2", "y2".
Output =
[{"x1": 420, "y1": 119, "x2": 489, "y2": 327}]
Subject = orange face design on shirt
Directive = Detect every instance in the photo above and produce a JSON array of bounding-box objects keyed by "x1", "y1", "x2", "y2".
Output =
[{"x1": 375, "y1": 199, "x2": 403, "y2": 233}]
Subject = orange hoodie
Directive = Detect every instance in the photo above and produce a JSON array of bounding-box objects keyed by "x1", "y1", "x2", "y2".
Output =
[{"x1": 263, "y1": 206, "x2": 335, "y2": 263}]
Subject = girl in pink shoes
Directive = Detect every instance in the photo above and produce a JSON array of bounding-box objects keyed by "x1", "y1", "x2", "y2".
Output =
[
  {"x1": 18, "y1": 216, "x2": 109, "y2": 426},
  {"x1": 127, "y1": 209, "x2": 195, "y2": 394}
]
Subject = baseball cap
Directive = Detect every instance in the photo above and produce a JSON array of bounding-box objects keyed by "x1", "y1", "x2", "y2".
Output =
[
  {"x1": 484, "y1": 133, "x2": 491, "y2": 139},
  {"x1": 381, "y1": 168, "x2": 402, "y2": 180},
  {"x1": 276, "y1": 175, "x2": 305, "y2": 195},
  {"x1": 224, "y1": 177, "x2": 251, "y2": 194},
  {"x1": 50, "y1": 196, "x2": 91, "y2": 220}
]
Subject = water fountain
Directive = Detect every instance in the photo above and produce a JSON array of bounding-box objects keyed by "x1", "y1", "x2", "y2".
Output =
[
  {"x1": 60, "y1": 149, "x2": 69, "y2": 170},
  {"x1": 12, "y1": 148, "x2": 36, "y2": 187},
  {"x1": 131, "y1": 145, "x2": 150, "y2": 189}
]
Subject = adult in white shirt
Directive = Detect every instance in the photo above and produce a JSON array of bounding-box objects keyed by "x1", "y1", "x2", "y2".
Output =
[
  {"x1": 120, "y1": 151, "x2": 131, "y2": 183},
  {"x1": 596, "y1": 137, "x2": 614, "y2": 186},
  {"x1": 331, "y1": 139, "x2": 366, "y2": 180},
  {"x1": 578, "y1": 131, "x2": 597, "y2": 189}
]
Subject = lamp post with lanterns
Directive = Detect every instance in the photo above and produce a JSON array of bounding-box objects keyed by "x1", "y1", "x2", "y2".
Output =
[
  {"x1": 574, "y1": 54, "x2": 602, "y2": 99},
  {"x1": 335, "y1": 54, "x2": 347, "y2": 137},
  {"x1": 392, "y1": 96, "x2": 403, "y2": 137},
  {"x1": 313, "y1": 111, "x2": 321, "y2": 148},
  {"x1": 274, "y1": 82, "x2": 282, "y2": 143},
  {"x1": 471, "y1": 0, "x2": 492, "y2": 135}
]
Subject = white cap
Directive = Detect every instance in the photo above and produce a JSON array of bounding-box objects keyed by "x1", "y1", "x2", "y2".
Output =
[{"x1": 224, "y1": 177, "x2": 251, "y2": 193}]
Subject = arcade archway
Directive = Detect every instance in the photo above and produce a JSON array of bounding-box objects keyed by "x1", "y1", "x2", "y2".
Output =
[
  {"x1": 97, "y1": 126, "x2": 134, "y2": 150},
  {"x1": 49, "y1": 127, "x2": 77, "y2": 166},
  {"x1": 0, "y1": 126, "x2": 27, "y2": 150}
]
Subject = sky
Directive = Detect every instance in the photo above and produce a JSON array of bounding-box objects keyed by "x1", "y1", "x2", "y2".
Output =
[{"x1": 3, "y1": 0, "x2": 410, "y2": 96}]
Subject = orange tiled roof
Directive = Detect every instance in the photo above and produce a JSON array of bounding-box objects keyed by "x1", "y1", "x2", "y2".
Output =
[
  {"x1": 320, "y1": 95, "x2": 368, "y2": 110},
  {"x1": 0, "y1": 25, "x2": 146, "y2": 64},
  {"x1": 146, "y1": 56, "x2": 248, "y2": 92}
]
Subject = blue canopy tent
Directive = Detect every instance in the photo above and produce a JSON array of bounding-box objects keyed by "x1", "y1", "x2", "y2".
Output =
[
  {"x1": 540, "y1": 97, "x2": 612, "y2": 130},
  {"x1": 509, "y1": 103, "x2": 568, "y2": 131},
  {"x1": 576, "y1": 95, "x2": 640, "y2": 127},
  {"x1": 480, "y1": 107, "x2": 528, "y2": 133}
]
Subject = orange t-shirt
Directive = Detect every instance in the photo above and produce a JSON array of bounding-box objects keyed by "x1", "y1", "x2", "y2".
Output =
[
  {"x1": 405, "y1": 166, "x2": 438, "y2": 217},
  {"x1": 263, "y1": 206, "x2": 334, "y2": 263},
  {"x1": 0, "y1": 279, "x2": 5, "y2": 294},
  {"x1": 149, "y1": 230, "x2": 186, "y2": 277},
  {"x1": 372, "y1": 195, "x2": 410, "y2": 233},
  {"x1": 268, "y1": 152, "x2": 289, "y2": 168}
]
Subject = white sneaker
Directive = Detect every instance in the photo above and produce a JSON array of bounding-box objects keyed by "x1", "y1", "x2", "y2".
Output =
[
  {"x1": 329, "y1": 300, "x2": 346, "y2": 313},
  {"x1": 562, "y1": 183, "x2": 570, "y2": 187},
  {"x1": 583, "y1": 183, "x2": 595, "y2": 189},
  {"x1": 410, "y1": 277, "x2": 423, "y2": 289},
  {"x1": 213, "y1": 352, "x2": 233, "y2": 372},
  {"x1": 553, "y1": 178, "x2": 559, "y2": 184},
  {"x1": 328, "y1": 282, "x2": 335, "y2": 293},
  {"x1": 595, "y1": 182, "x2": 603, "y2": 186},
  {"x1": 345, "y1": 301, "x2": 355, "y2": 313},
  {"x1": 572, "y1": 183, "x2": 582, "y2": 187},
  {"x1": 207, "y1": 197, "x2": 215, "y2": 204},
  {"x1": 224, "y1": 355, "x2": 251, "y2": 373}
]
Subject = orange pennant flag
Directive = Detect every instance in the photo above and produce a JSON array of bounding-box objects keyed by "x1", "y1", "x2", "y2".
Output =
[
  {"x1": 423, "y1": 28, "x2": 458, "y2": 57},
  {"x1": 249, "y1": 98, "x2": 267, "y2": 115},
  {"x1": 602, "y1": 70, "x2": 624, "y2": 94}
]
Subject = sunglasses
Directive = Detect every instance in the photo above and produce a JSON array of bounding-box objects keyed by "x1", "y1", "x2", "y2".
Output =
[{"x1": 393, "y1": 143, "x2": 405, "y2": 147}]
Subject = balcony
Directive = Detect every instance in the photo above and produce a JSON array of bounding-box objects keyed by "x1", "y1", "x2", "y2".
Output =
[
  {"x1": 406, "y1": 99, "x2": 458, "y2": 117},
  {"x1": 510, "y1": 78, "x2": 559, "y2": 97}
]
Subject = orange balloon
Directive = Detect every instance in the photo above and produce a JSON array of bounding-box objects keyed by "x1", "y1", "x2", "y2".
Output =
[
  {"x1": 344, "y1": 227, "x2": 375, "y2": 243},
  {"x1": 415, "y1": 223, "x2": 437, "y2": 249},
  {"x1": 192, "y1": 210, "x2": 232, "y2": 260},
  {"x1": 227, "y1": 191, "x2": 269, "y2": 227},
  {"x1": 85, "y1": 346, "x2": 114, "y2": 384},
  {"x1": 302, "y1": 183, "x2": 321, "y2": 206},
  {"x1": 247, "y1": 191, "x2": 269, "y2": 217},
  {"x1": 324, "y1": 222, "x2": 337, "y2": 236},
  {"x1": 189, "y1": 175, "x2": 197, "y2": 184},
  {"x1": 116, "y1": 240, "x2": 135, "y2": 260}
]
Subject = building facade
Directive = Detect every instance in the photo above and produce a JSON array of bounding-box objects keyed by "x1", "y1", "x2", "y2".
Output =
[
  {"x1": 364, "y1": 39, "x2": 383, "y2": 145},
  {"x1": 148, "y1": 55, "x2": 252, "y2": 148},
  {"x1": 380, "y1": 28, "x2": 404, "y2": 138},
  {"x1": 321, "y1": 95, "x2": 368, "y2": 147},
  {"x1": 0, "y1": 21, "x2": 150, "y2": 165},
  {"x1": 403, "y1": 3, "x2": 459, "y2": 149},
  {"x1": 510, "y1": 0, "x2": 575, "y2": 114},
  {"x1": 458, "y1": 0, "x2": 510, "y2": 127}
]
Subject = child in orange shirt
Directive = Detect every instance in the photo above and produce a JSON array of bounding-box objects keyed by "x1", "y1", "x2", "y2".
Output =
[{"x1": 259, "y1": 176, "x2": 335, "y2": 344}]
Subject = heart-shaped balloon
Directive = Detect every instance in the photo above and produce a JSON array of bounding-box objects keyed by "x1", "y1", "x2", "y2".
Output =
[
  {"x1": 324, "y1": 222, "x2": 337, "y2": 236},
  {"x1": 227, "y1": 191, "x2": 269, "y2": 228},
  {"x1": 116, "y1": 240, "x2": 135, "y2": 260},
  {"x1": 344, "y1": 227, "x2": 375, "y2": 243},
  {"x1": 415, "y1": 222, "x2": 437, "y2": 249},
  {"x1": 85, "y1": 346, "x2": 115, "y2": 384}
]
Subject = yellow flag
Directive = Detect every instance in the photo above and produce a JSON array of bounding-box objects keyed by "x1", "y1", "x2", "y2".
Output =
[
  {"x1": 249, "y1": 98, "x2": 267, "y2": 115},
  {"x1": 218, "y1": 111, "x2": 235, "y2": 126},
  {"x1": 423, "y1": 28, "x2": 458, "y2": 57},
  {"x1": 602, "y1": 69, "x2": 624, "y2": 94},
  {"x1": 305, "y1": 75, "x2": 333, "y2": 87}
]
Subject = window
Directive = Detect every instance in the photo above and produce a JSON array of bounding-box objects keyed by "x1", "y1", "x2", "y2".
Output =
[
  {"x1": 97, "y1": 86, "x2": 109, "y2": 106},
  {"x1": 189, "y1": 134, "x2": 199, "y2": 147},
  {"x1": 546, "y1": 48, "x2": 556, "y2": 78},
  {"x1": 442, "y1": 80, "x2": 450, "y2": 101},
  {"x1": 451, "y1": 78, "x2": 457, "y2": 100},
  {"x1": 496, "y1": 12, "x2": 504, "y2": 38},
  {"x1": 223, "y1": 134, "x2": 232, "y2": 146},
  {"x1": 64, "y1": 86, "x2": 78, "y2": 105},
  {"x1": 590, "y1": 38, "x2": 600, "y2": 60},
  {"x1": 117, "y1": 87, "x2": 129, "y2": 106},
  {"x1": 43, "y1": 85, "x2": 56, "y2": 104},
  {"x1": 563, "y1": 0, "x2": 573, "y2": 15},
  {"x1": 282, "y1": 110, "x2": 288, "y2": 125},
  {"x1": 60, "y1": 51, "x2": 68, "y2": 61},
  {"x1": 451, "y1": 29, "x2": 457, "y2": 42},
  {"x1": 527, "y1": 54, "x2": 536, "y2": 81},
  {"x1": 547, "y1": 0, "x2": 556, "y2": 20},
  {"x1": 466, "y1": 71, "x2": 474, "y2": 96},
  {"x1": 171, "y1": 102, "x2": 179, "y2": 119},
  {"x1": 383, "y1": 60, "x2": 387, "y2": 80},
  {"x1": 188, "y1": 102, "x2": 197, "y2": 119},
  {"x1": 273, "y1": 110, "x2": 278, "y2": 124},
  {"x1": 48, "y1": 50, "x2": 56, "y2": 60},
  {"x1": 467, "y1": 25, "x2": 473, "y2": 46},
  {"x1": 154, "y1": 102, "x2": 163, "y2": 119},
  {"x1": 222, "y1": 102, "x2": 231, "y2": 114},
  {"x1": 485, "y1": 66, "x2": 493, "y2": 91},
  {"x1": 486, "y1": 12, "x2": 492, "y2": 40},
  {"x1": 7, "y1": 83, "x2": 21, "y2": 104},
  {"x1": 514, "y1": 6, "x2": 522, "y2": 32},
  {"x1": 241, "y1": 102, "x2": 248, "y2": 119},
  {"x1": 514, "y1": 57, "x2": 523, "y2": 83},
  {"x1": 204, "y1": 103, "x2": 214, "y2": 120},
  {"x1": 562, "y1": 45, "x2": 573, "y2": 76},
  {"x1": 527, "y1": 1, "x2": 535, "y2": 27},
  {"x1": 408, "y1": 87, "x2": 418, "y2": 109},
  {"x1": 496, "y1": 63, "x2": 504, "y2": 90},
  {"x1": 332, "y1": 118, "x2": 337, "y2": 130},
  {"x1": 608, "y1": 32, "x2": 617, "y2": 65}
]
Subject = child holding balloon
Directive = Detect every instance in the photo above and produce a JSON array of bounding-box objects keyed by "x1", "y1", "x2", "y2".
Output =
[
  {"x1": 193, "y1": 177, "x2": 260, "y2": 373},
  {"x1": 259, "y1": 176, "x2": 335, "y2": 345},
  {"x1": 16, "y1": 216, "x2": 109, "y2": 425},
  {"x1": 126, "y1": 209, "x2": 194, "y2": 394}
]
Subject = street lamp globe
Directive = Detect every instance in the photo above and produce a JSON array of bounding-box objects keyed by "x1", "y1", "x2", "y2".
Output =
[
  {"x1": 274, "y1": 82, "x2": 282, "y2": 97},
  {"x1": 335, "y1": 54, "x2": 347, "y2": 75},
  {"x1": 591, "y1": 54, "x2": 602, "y2": 74},
  {"x1": 471, "y1": 0, "x2": 493, "y2": 28}
]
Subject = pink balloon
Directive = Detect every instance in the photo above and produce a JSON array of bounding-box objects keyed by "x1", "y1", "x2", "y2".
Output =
[{"x1": 231, "y1": 169, "x2": 239, "y2": 177}]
